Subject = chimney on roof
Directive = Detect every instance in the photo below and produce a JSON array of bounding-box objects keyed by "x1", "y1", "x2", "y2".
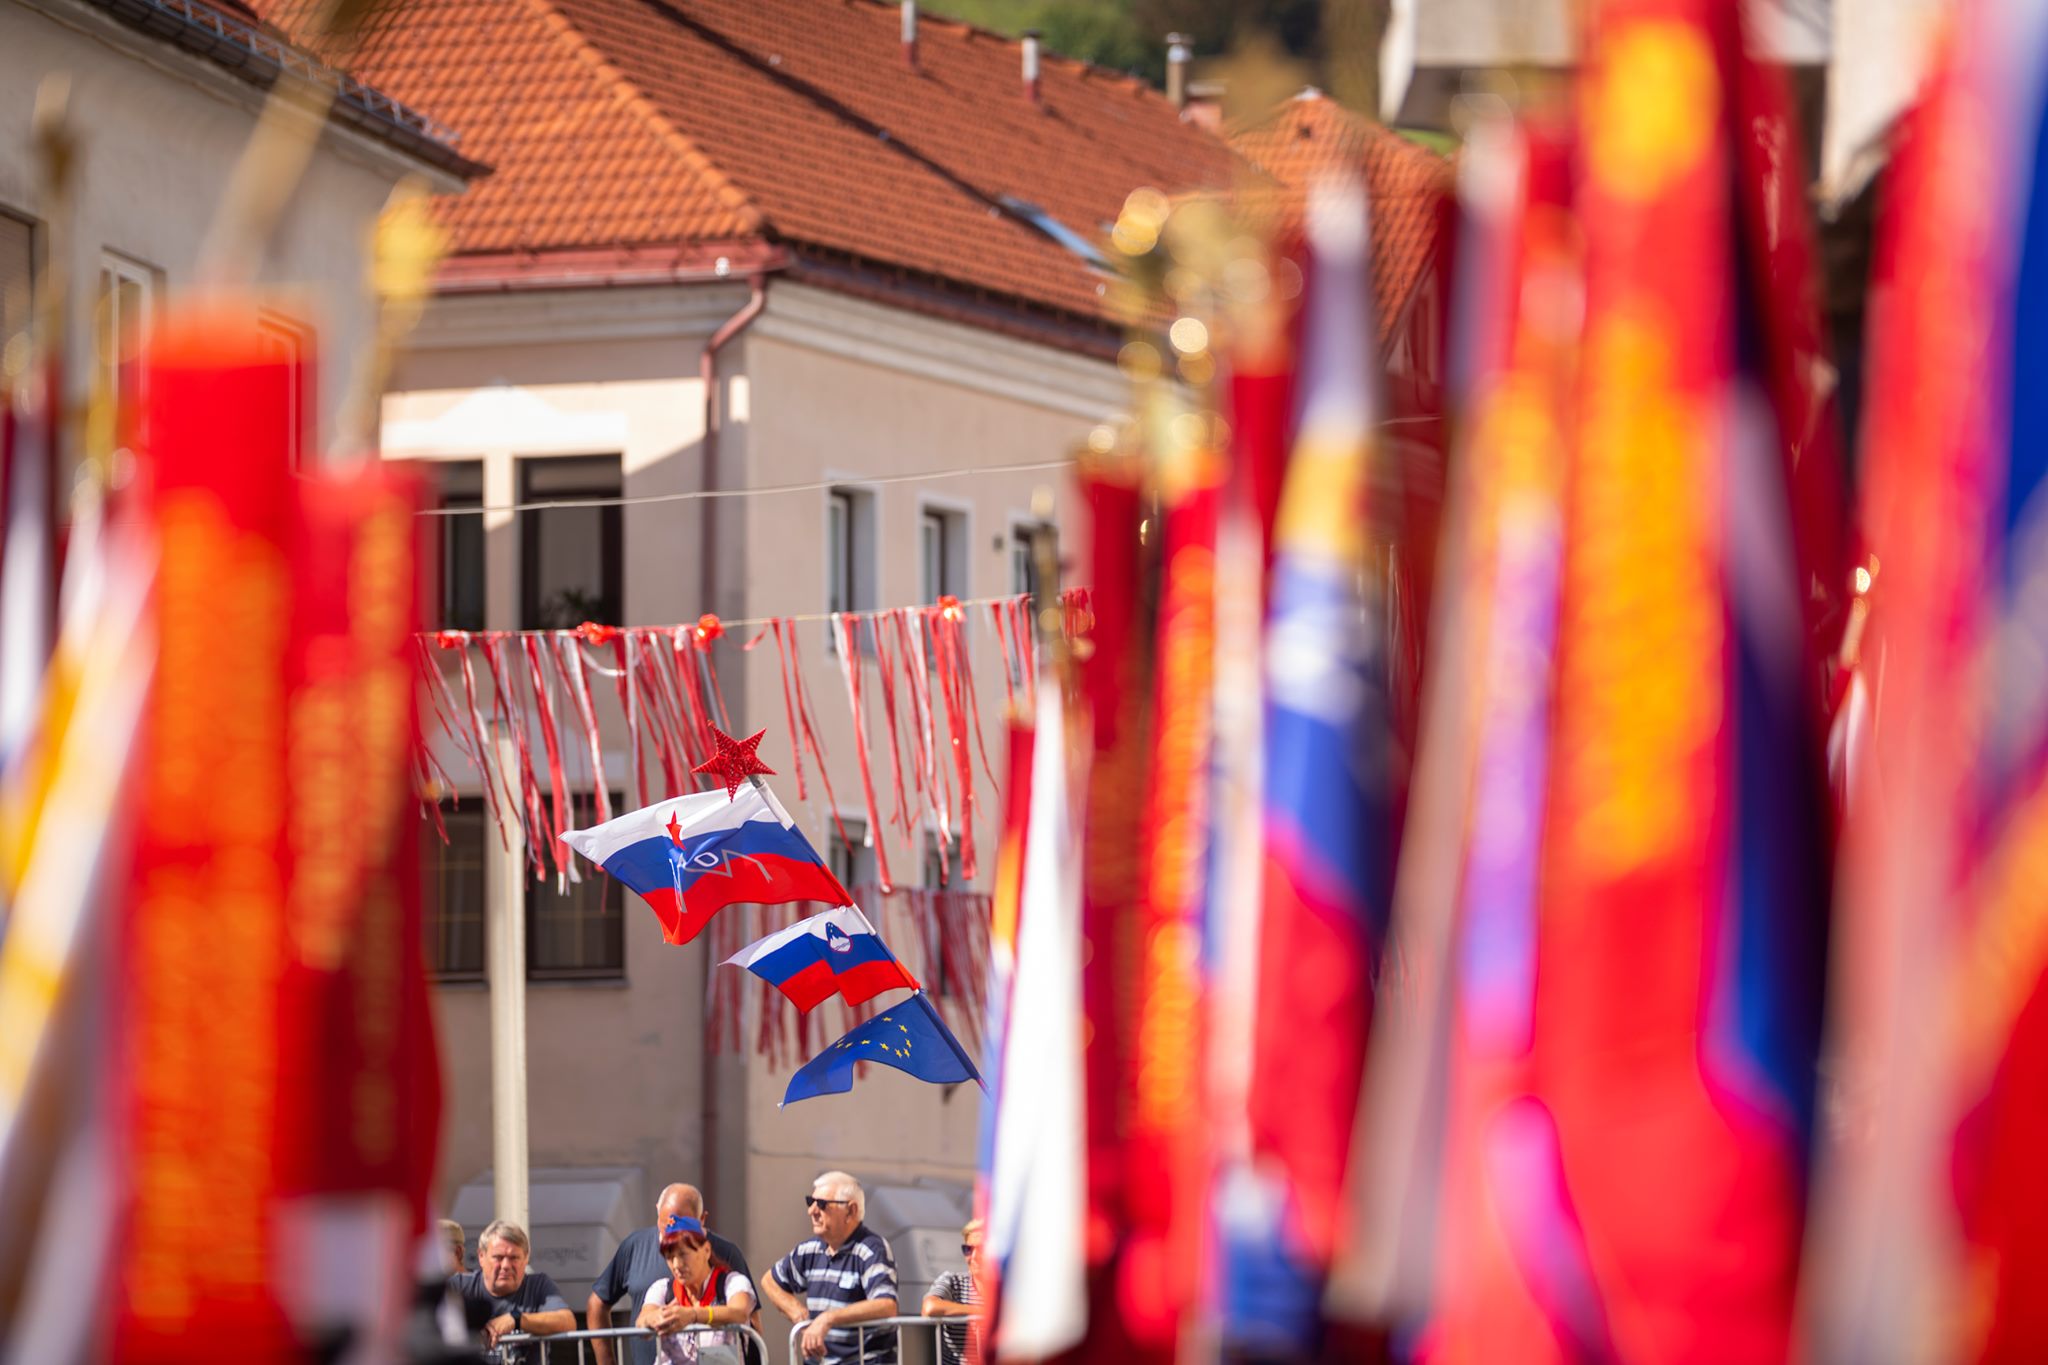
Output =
[
  {"x1": 1166, "y1": 33, "x2": 1191, "y2": 108},
  {"x1": 1022, "y1": 29, "x2": 1041, "y2": 105},
  {"x1": 902, "y1": 1, "x2": 917, "y2": 69}
]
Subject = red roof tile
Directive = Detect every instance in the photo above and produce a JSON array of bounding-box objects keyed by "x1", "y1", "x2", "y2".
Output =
[
  {"x1": 251, "y1": 0, "x2": 1242, "y2": 328},
  {"x1": 1229, "y1": 90, "x2": 1455, "y2": 338}
]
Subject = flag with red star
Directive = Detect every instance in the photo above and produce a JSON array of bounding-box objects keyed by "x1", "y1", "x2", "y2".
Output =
[{"x1": 562, "y1": 784, "x2": 851, "y2": 945}]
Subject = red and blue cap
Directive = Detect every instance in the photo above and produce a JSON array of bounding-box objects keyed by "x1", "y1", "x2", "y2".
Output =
[{"x1": 660, "y1": 1214, "x2": 708, "y2": 1248}]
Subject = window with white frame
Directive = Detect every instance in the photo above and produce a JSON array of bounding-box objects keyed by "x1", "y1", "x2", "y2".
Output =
[
  {"x1": 922, "y1": 836, "x2": 964, "y2": 890},
  {"x1": 1010, "y1": 519, "x2": 1051, "y2": 601},
  {"x1": 424, "y1": 791, "x2": 628, "y2": 982},
  {"x1": 826, "y1": 486, "x2": 875, "y2": 652},
  {"x1": 423, "y1": 800, "x2": 487, "y2": 981},
  {"x1": 1, "y1": 212, "x2": 34, "y2": 344},
  {"x1": 521, "y1": 454, "x2": 622, "y2": 630},
  {"x1": 920, "y1": 504, "x2": 967, "y2": 604},
  {"x1": 254, "y1": 311, "x2": 313, "y2": 470},
  {"x1": 96, "y1": 251, "x2": 159, "y2": 442},
  {"x1": 428, "y1": 460, "x2": 485, "y2": 632},
  {"x1": 528, "y1": 841, "x2": 625, "y2": 980},
  {"x1": 827, "y1": 816, "x2": 874, "y2": 896}
]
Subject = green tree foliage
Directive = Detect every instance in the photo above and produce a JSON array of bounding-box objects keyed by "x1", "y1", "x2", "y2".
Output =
[{"x1": 920, "y1": 0, "x2": 1323, "y2": 86}]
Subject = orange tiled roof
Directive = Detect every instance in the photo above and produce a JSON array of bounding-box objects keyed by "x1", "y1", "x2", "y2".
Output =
[
  {"x1": 1229, "y1": 89, "x2": 1455, "y2": 337},
  {"x1": 253, "y1": 0, "x2": 1242, "y2": 329}
]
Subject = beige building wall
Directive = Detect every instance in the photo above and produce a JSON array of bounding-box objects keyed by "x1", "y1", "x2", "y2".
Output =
[
  {"x1": 385, "y1": 277, "x2": 1122, "y2": 1352},
  {"x1": 725, "y1": 282, "x2": 1116, "y2": 1297},
  {"x1": 383, "y1": 282, "x2": 740, "y2": 1211},
  {"x1": 1, "y1": 0, "x2": 463, "y2": 457}
]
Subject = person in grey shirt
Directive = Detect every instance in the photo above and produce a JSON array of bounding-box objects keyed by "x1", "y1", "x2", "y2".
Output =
[{"x1": 447, "y1": 1220, "x2": 575, "y2": 1351}]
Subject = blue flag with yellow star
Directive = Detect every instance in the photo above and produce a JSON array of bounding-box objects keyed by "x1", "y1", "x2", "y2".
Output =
[{"x1": 781, "y1": 993, "x2": 983, "y2": 1105}]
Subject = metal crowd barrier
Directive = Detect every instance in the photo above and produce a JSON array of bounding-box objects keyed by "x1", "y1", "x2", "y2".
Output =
[
  {"x1": 493, "y1": 1320, "x2": 771, "y2": 1364},
  {"x1": 784, "y1": 1313, "x2": 957, "y2": 1365}
]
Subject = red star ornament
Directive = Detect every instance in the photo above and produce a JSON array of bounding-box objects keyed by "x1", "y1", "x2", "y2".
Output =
[{"x1": 693, "y1": 726, "x2": 776, "y2": 800}]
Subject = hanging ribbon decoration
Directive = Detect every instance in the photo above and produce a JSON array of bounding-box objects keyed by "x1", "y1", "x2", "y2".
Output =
[
  {"x1": 927, "y1": 599, "x2": 979, "y2": 882},
  {"x1": 523, "y1": 635, "x2": 575, "y2": 875},
  {"x1": 870, "y1": 610, "x2": 914, "y2": 838},
  {"x1": 776, "y1": 618, "x2": 856, "y2": 855},
  {"x1": 832, "y1": 613, "x2": 895, "y2": 895},
  {"x1": 409, "y1": 594, "x2": 1092, "y2": 905}
]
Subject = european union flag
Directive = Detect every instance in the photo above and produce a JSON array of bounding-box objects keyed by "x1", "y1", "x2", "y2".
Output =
[{"x1": 781, "y1": 993, "x2": 983, "y2": 1106}]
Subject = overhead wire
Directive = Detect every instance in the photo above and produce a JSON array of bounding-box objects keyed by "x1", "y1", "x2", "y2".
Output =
[{"x1": 409, "y1": 413, "x2": 1441, "y2": 518}]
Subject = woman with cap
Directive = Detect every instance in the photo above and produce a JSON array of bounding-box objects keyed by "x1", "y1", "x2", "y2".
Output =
[{"x1": 637, "y1": 1212, "x2": 758, "y2": 1364}]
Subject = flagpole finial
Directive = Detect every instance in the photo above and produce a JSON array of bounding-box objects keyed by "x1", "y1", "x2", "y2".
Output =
[{"x1": 692, "y1": 725, "x2": 775, "y2": 800}]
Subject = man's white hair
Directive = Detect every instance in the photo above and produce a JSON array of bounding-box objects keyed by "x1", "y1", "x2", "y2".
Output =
[{"x1": 813, "y1": 1170, "x2": 864, "y2": 1219}]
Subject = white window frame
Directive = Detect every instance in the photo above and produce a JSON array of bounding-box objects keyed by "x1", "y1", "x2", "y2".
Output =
[
  {"x1": 1009, "y1": 517, "x2": 1052, "y2": 600},
  {"x1": 827, "y1": 811, "x2": 875, "y2": 895},
  {"x1": 824, "y1": 484, "x2": 876, "y2": 653},
  {"x1": 918, "y1": 496, "x2": 970, "y2": 606},
  {"x1": 255, "y1": 310, "x2": 313, "y2": 471},
  {"x1": 96, "y1": 250, "x2": 160, "y2": 436}
]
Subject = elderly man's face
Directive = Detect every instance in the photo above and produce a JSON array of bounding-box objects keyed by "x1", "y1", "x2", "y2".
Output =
[
  {"x1": 806, "y1": 1183, "x2": 858, "y2": 1242},
  {"x1": 479, "y1": 1236, "x2": 528, "y2": 1297}
]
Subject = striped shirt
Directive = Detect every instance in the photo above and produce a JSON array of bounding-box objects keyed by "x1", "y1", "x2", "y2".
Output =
[
  {"x1": 924, "y1": 1272, "x2": 981, "y2": 1365},
  {"x1": 769, "y1": 1224, "x2": 899, "y2": 1365}
]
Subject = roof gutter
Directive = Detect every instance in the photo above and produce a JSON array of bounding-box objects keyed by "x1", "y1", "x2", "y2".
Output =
[{"x1": 435, "y1": 241, "x2": 786, "y2": 293}]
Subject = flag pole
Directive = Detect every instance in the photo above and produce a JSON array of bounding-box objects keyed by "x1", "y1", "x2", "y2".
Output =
[{"x1": 488, "y1": 720, "x2": 531, "y2": 1232}]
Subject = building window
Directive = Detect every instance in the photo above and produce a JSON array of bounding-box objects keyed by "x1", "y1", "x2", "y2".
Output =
[
  {"x1": 920, "y1": 505, "x2": 966, "y2": 604},
  {"x1": 1010, "y1": 521, "x2": 1051, "y2": 601},
  {"x1": 96, "y1": 251, "x2": 158, "y2": 442},
  {"x1": 424, "y1": 801, "x2": 487, "y2": 981},
  {"x1": 254, "y1": 312, "x2": 313, "y2": 470},
  {"x1": 521, "y1": 455, "x2": 621, "y2": 630},
  {"x1": 430, "y1": 460, "x2": 485, "y2": 632},
  {"x1": 528, "y1": 858, "x2": 625, "y2": 980},
  {"x1": 922, "y1": 838, "x2": 963, "y2": 890},
  {"x1": 1, "y1": 212, "x2": 35, "y2": 344},
  {"x1": 826, "y1": 487, "x2": 875, "y2": 652},
  {"x1": 828, "y1": 817, "x2": 874, "y2": 896}
]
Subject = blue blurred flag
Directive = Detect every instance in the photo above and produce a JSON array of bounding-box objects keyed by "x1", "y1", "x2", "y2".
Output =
[{"x1": 781, "y1": 992, "x2": 983, "y2": 1106}]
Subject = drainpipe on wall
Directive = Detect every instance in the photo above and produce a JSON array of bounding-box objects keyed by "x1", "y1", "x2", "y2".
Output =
[
  {"x1": 697, "y1": 267, "x2": 768, "y2": 1222},
  {"x1": 699, "y1": 271, "x2": 770, "y2": 626}
]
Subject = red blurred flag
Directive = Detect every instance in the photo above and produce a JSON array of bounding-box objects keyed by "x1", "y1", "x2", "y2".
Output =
[
  {"x1": 1809, "y1": 3, "x2": 2048, "y2": 1358},
  {"x1": 114, "y1": 307, "x2": 301, "y2": 1362},
  {"x1": 1520, "y1": 2, "x2": 1838, "y2": 1359}
]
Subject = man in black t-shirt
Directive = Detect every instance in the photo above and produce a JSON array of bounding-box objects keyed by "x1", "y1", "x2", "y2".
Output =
[
  {"x1": 447, "y1": 1219, "x2": 576, "y2": 1351},
  {"x1": 588, "y1": 1183, "x2": 756, "y2": 1365}
]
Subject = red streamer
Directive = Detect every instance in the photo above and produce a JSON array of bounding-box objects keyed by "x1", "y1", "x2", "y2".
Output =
[
  {"x1": 482, "y1": 635, "x2": 550, "y2": 875},
  {"x1": 779, "y1": 619, "x2": 856, "y2": 853},
  {"x1": 928, "y1": 607, "x2": 979, "y2": 882},
  {"x1": 559, "y1": 635, "x2": 613, "y2": 823},
  {"x1": 453, "y1": 638, "x2": 512, "y2": 849},
  {"x1": 833, "y1": 614, "x2": 894, "y2": 894},
  {"x1": 613, "y1": 635, "x2": 649, "y2": 809},
  {"x1": 871, "y1": 612, "x2": 914, "y2": 837},
  {"x1": 671, "y1": 629, "x2": 717, "y2": 771},
  {"x1": 896, "y1": 610, "x2": 950, "y2": 853},
  {"x1": 767, "y1": 619, "x2": 809, "y2": 800},
  {"x1": 523, "y1": 635, "x2": 574, "y2": 872},
  {"x1": 988, "y1": 601, "x2": 1017, "y2": 714}
]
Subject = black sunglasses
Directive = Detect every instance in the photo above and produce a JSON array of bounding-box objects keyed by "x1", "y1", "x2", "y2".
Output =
[
  {"x1": 961, "y1": 1243, "x2": 981, "y2": 1257},
  {"x1": 805, "y1": 1196, "x2": 853, "y2": 1210}
]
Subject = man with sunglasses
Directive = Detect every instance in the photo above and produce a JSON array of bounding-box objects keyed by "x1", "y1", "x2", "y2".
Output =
[
  {"x1": 761, "y1": 1172, "x2": 899, "y2": 1363},
  {"x1": 920, "y1": 1219, "x2": 986, "y2": 1365}
]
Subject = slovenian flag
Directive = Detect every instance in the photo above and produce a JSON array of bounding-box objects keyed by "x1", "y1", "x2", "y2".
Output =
[
  {"x1": 561, "y1": 785, "x2": 852, "y2": 945},
  {"x1": 724, "y1": 906, "x2": 920, "y2": 1011}
]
